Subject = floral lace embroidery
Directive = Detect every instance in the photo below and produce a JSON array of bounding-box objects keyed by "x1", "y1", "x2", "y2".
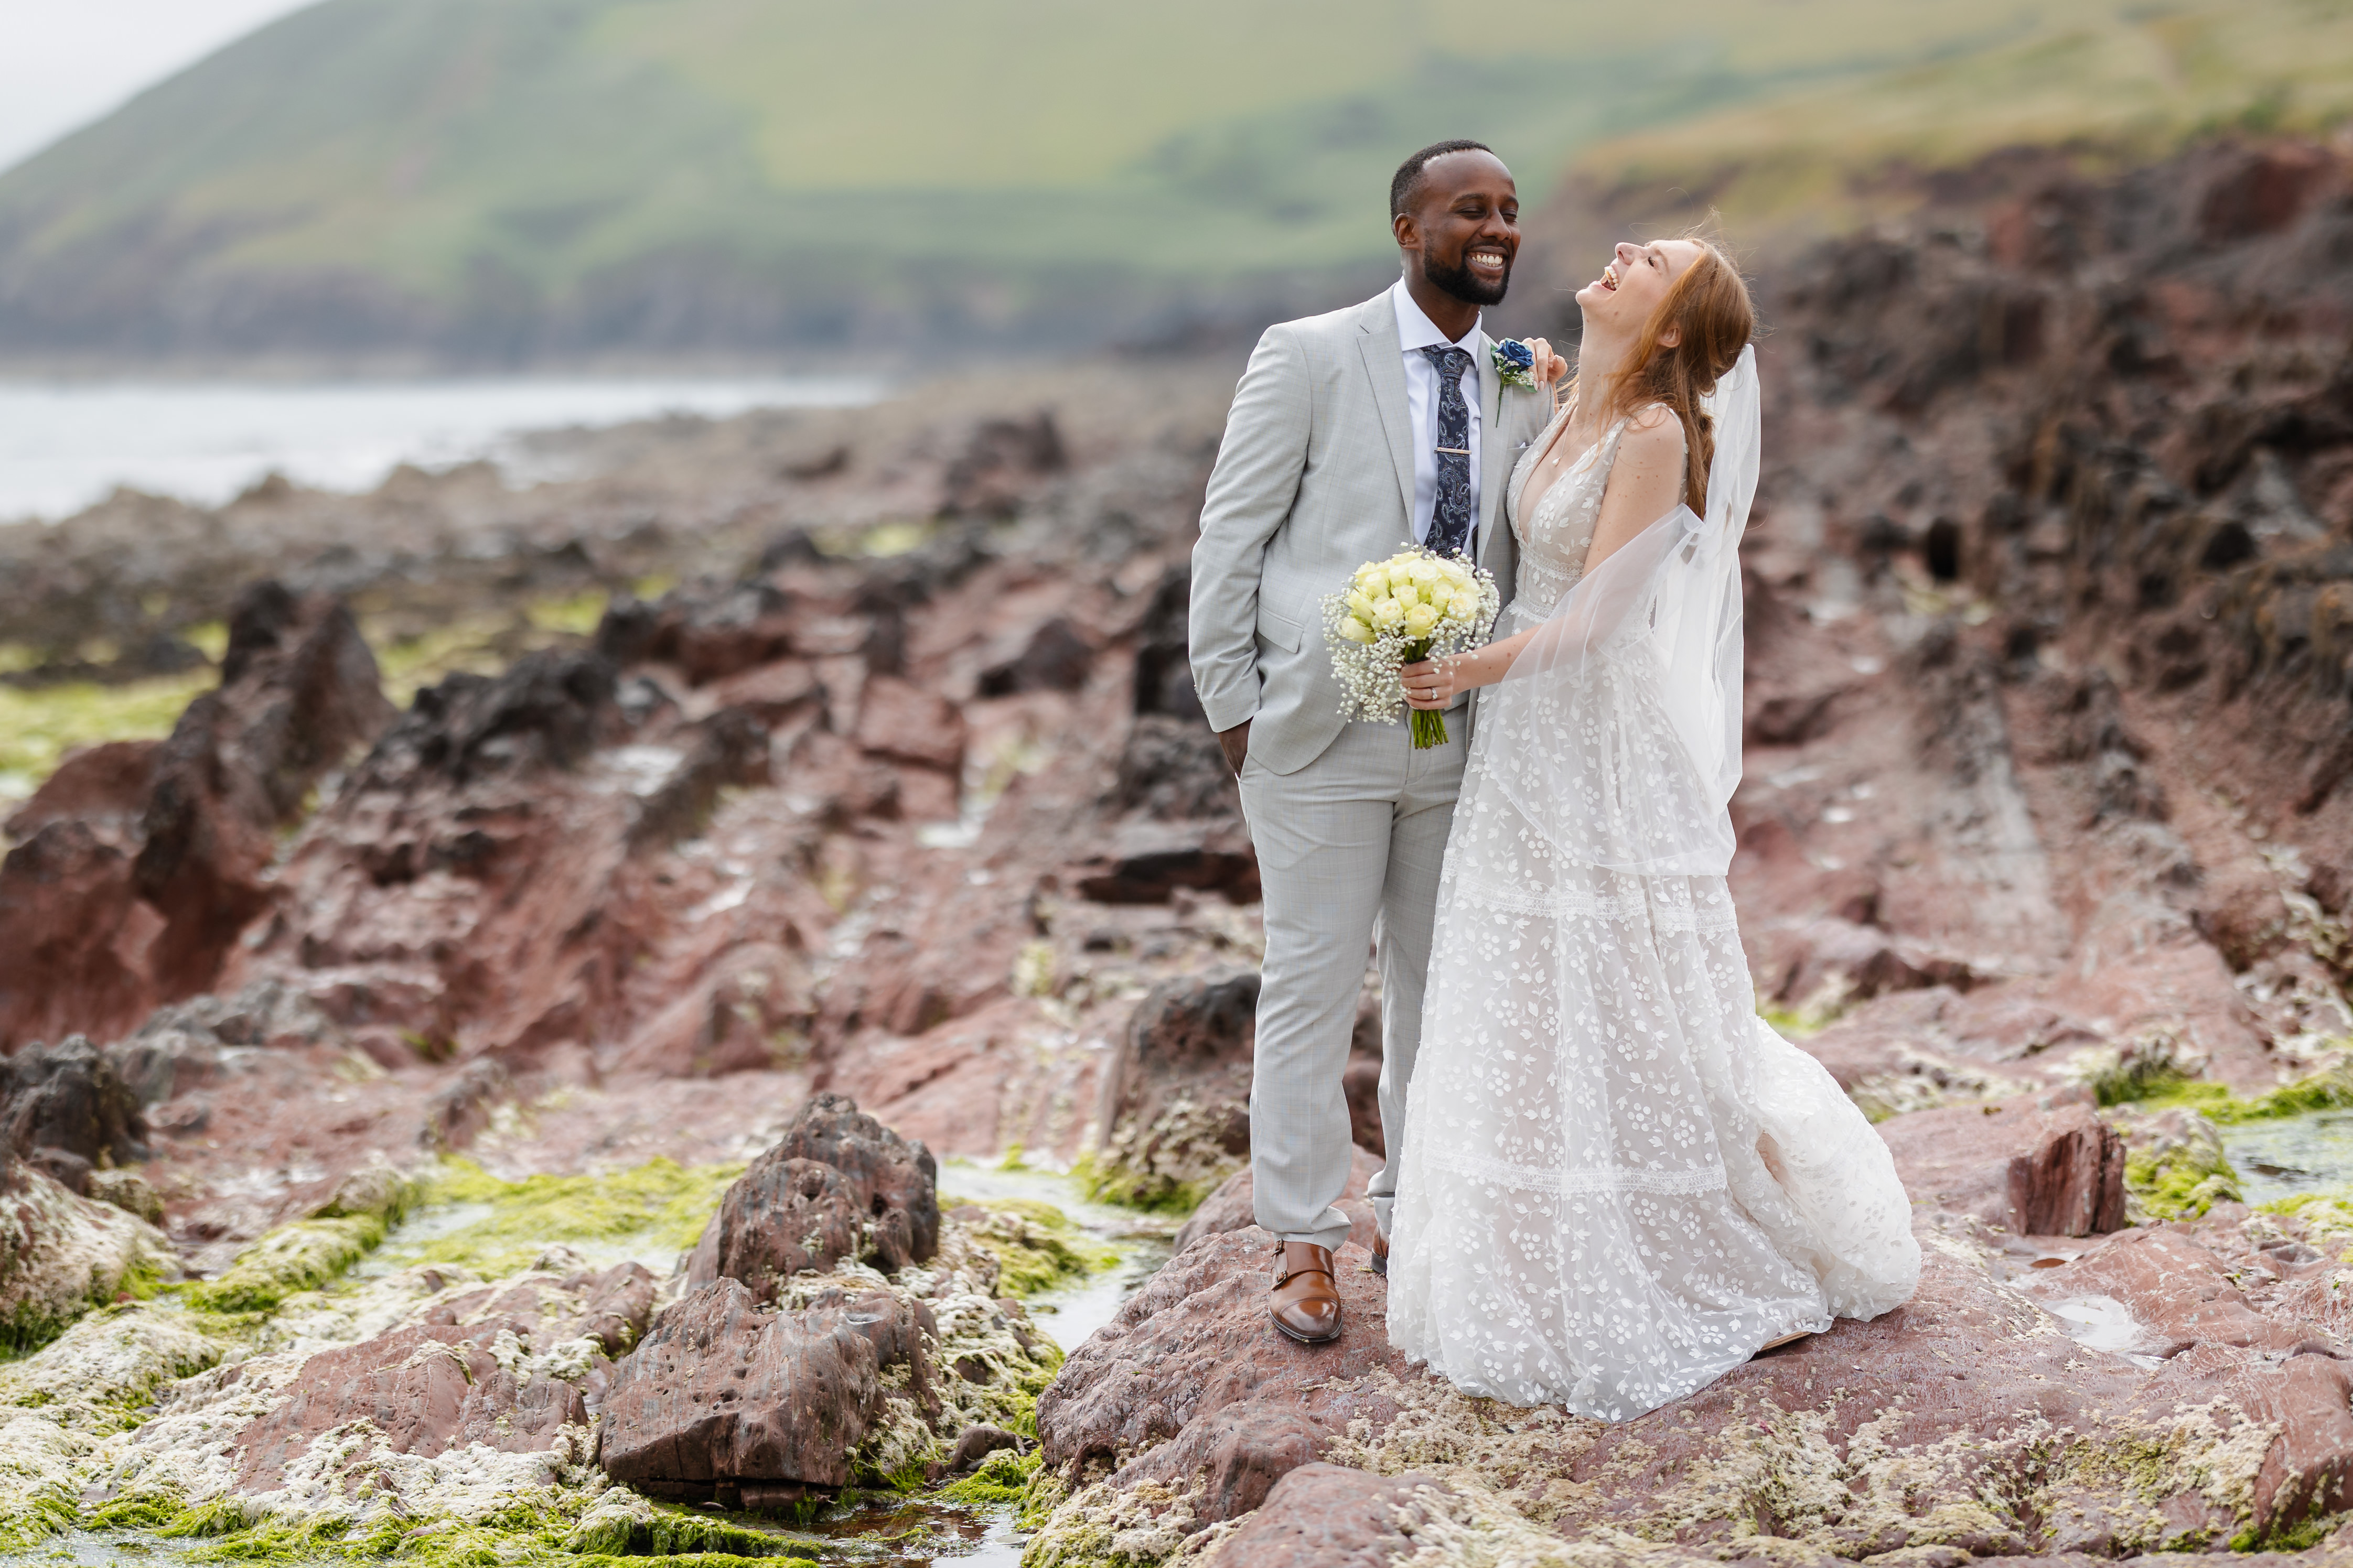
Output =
[
  {"x1": 1420, "y1": 1148, "x2": 1730, "y2": 1198},
  {"x1": 1387, "y1": 406, "x2": 1922, "y2": 1423}
]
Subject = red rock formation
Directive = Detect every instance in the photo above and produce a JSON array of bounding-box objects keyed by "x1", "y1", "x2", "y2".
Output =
[
  {"x1": 0, "y1": 584, "x2": 390, "y2": 1051},
  {"x1": 681, "y1": 1093, "x2": 940, "y2": 1294},
  {"x1": 1877, "y1": 1092, "x2": 2128, "y2": 1236},
  {"x1": 599, "y1": 1277, "x2": 935, "y2": 1496},
  {"x1": 232, "y1": 1320, "x2": 588, "y2": 1490}
]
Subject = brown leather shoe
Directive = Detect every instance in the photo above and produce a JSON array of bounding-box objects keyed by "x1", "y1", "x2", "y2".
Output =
[
  {"x1": 1370, "y1": 1231, "x2": 1388, "y2": 1277},
  {"x1": 1269, "y1": 1241, "x2": 1341, "y2": 1344}
]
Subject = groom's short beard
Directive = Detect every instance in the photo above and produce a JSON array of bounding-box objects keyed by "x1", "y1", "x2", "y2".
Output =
[{"x1": 1426, "y1": 252, "x2": 1511, "y2": 307}]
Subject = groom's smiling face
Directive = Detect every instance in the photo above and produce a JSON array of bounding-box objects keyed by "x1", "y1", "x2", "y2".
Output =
[{"x1": 1395, "y1": 150, "x2": 1519, "y2": 308}]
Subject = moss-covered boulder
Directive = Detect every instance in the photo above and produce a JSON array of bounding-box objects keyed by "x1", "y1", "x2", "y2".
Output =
[
  {"x1": 0, "y1": 1160, "x2": 172, "y2": 1351},
  {"x1": 181, "y1": 1156, "x2": 423, "y2": 1314}
]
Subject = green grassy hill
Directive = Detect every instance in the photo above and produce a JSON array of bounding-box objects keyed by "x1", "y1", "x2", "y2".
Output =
[{"x1": 0, "y1": 0, "x2": 2339, "y2": 362}]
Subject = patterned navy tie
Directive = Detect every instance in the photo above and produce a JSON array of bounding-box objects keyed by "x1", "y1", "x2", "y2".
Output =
[{"x1": 1419, "y1": 344, "x2": 1476, "y2": 557}]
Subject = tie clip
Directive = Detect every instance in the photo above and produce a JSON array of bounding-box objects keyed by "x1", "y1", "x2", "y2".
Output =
[{"x1": 1433, "y1": 447, "x2": 1470, "y2": 456}]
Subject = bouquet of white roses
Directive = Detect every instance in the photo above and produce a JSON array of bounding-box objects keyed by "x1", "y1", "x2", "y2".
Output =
[{"x1": 1323, "y1": 544, "x2": 1501, "y2": 748}]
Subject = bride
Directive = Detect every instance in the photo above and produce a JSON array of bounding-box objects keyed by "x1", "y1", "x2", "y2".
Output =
[{"x1": 1386, "y1": 234, "x2": 1920, "y2": 1420}]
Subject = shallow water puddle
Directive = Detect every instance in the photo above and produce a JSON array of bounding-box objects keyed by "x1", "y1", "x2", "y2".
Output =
[
  {"x1": 938, "y1": 1161, "x2": 1177, "y2": 1353},
  {"x1": 2038, "y1": 1293, "x2": 2164, "y2": 1368},
  {"x1": 2221, "y1": 1109, "x2": 2353, "y2": 1205}
]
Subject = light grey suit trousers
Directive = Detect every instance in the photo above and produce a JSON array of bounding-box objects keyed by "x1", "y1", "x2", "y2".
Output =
[{"x1": 1187, "y1": 288, "x2": 1543, "y2": 1249}]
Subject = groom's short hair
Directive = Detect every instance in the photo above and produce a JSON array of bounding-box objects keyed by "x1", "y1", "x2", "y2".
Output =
[{"x1": 1390, "y1": 139, "x2": 1496, "y2": 221}]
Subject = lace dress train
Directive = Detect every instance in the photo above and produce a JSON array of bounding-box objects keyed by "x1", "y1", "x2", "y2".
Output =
[{"x1": 1386, "y1": 403, "x2": 1919, "y2": 1420}]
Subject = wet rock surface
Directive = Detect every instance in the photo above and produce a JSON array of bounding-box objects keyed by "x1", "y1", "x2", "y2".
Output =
[
  {"x1": 1879, "y1": 1091, "x2": 2130, "y2": 1237},
  {"x1": 600, "y1": 1275, "x2": 934, "y2": 1494}
]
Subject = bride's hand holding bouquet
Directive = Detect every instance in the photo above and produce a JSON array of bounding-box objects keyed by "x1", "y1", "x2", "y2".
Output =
[{"x1": 1323, "y1": 546, "x2": 1500, "y2": 748}]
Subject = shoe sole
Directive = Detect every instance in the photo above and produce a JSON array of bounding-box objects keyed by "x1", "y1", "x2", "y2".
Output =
[{"x1": 1271, "y1": 1314, "x2": 1343, "y2": 1346}]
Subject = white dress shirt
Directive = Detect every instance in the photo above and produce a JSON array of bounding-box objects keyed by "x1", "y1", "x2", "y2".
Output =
[{"x1": 1391, "y1": 276, "x2": 1482, "y2": 547}]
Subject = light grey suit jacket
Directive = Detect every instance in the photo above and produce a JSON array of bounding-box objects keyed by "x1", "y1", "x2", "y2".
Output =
[{"x1": 1188, "y1": 289, "x2": 1544, "y2": 776}]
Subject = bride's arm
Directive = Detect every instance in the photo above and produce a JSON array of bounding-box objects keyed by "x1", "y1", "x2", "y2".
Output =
[{"x1": 1403, "y1": 410, "x2": 1688, "y2": 709}]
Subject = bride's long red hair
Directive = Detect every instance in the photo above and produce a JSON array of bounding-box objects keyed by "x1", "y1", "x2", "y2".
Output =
[{"x1": 1576, "y1": 233, "x2": 1756, "y2": 513}]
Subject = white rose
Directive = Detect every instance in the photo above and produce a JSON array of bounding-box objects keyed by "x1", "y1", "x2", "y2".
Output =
[
  {"x1": 1404, "y1": 603, "x2": 1437, "y2": 638},
  {"x1": 1339, "y1": 617, "x2": 1375, "y2": 644},
  {"x1": 1373, "y1": 598, "x2": 1406, "y2": 630},
  {"x1": 1358, "y1": 567, "x2": 1390, "y2": 598},
  {"x1": 1347, "y1": 590, "x2": 1375, "y2": 618},
  {"x1": 1409, "y1": 560, "x2": 1441, "y2": 588},
  {"x1": 1449, "y1": 591, "x2": 1479, "y2": 620}
]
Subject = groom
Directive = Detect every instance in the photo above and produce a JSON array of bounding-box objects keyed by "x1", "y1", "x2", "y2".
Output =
[{"x1": 1188, "y1": 141, "x2": 1542, "y2": 1344}]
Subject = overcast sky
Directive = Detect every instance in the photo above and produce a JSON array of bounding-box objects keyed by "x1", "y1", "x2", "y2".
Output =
[{"x1": 0, "y1": 0, "x2": 319, "y2": 174}]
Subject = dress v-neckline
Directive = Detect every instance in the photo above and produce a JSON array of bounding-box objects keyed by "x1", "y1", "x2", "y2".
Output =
[{"x1": 1515, "y1": 399, "x2": 1618, "y2": 528}]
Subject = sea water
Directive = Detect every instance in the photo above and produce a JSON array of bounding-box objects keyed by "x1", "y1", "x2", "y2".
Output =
[{"x1": 0, "y1": 374, "x2": 886, "y2": 524}]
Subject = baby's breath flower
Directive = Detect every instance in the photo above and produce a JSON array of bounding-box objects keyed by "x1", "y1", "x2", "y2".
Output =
[{"x1": 1321, "y1": 542, "x2": 1501, "y2": 749}]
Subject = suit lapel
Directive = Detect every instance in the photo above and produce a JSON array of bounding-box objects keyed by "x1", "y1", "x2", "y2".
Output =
[
  {"x1": 1474, "y1": 327, "x2": 1512, "y2": 574},
  {"x1": 1355, "y1": 295, "x2": 1416, "y2": 533}
]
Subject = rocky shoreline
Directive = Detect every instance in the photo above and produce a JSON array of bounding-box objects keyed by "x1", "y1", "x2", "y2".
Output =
[{"x1": 0, "y1": 135, "x2": 2348, "y2": 1564}]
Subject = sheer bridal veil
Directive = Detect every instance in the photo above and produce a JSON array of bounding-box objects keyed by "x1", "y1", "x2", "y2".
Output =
[{"x1": 1486, "y1": 344, "x2": 1762, "y2": 878}]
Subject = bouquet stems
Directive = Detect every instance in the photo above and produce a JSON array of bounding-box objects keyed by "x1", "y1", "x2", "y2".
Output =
[{"x1": 1403, "y1": 637, "x2": 1448, "y2": 749}]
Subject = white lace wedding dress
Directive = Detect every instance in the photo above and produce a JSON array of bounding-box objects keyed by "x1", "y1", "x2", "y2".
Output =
[{"x1": 1387, "y1": 364, "x2": 1920, "y2": 1421}]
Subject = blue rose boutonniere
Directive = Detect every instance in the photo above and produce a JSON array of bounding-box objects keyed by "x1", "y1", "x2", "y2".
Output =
[{"x1": 1492, "y1": 338, "x2": 1538, "y2": 390}]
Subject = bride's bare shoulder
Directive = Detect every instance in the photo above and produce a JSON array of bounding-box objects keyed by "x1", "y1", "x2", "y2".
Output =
[{"x1": 1619, "y1": 404, "x2": 1685, "y2": 455}]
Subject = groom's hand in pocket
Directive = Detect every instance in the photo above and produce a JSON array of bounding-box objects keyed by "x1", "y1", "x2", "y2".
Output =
[{"x1": 1217, "y1": 720, "x2": 1252, "y2": 775}]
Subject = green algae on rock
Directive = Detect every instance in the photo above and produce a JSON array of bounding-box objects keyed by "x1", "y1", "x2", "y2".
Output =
[
  {"x1": 0, "y1": 1166, "x2": 176, "y2": 1354},
  {"x1": 2103, "y1": 1102, "x2": 2245, "y2": 1219},
  {"x1": 944, "y1": 1194, "x2": 1118, "y2": 1297},
  {"x1": 179, "y1": 1160, "x2": 424, "y2": 1314},
  {"x1": 0, "y1": 1305, "x2": 225, "y2": 1550},
  {"x1": 382, "y1": 1155, "x2": 742, "y2": 1278}
]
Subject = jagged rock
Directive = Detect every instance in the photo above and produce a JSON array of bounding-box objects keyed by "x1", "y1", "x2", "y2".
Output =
[
  {"x1": 422, "y1": 1059, "x2": 512, "y2": 1151},
  {"x1": 231, "y1": 1317, "x2": 589, "y2": 1489},
  {"x1": 595, "y1": 581, "x2": 796, "y2": 685},
  {"x1": 0, "y1": 1161, "x2": 169, "y2": 1349},
  {"x1": 684, "y1": 1092, "x2": 939, "y2": 1292},
  {"x1": 597, "y1": 1275, "x2": 934, "y2": 1495},
  {"x1": 683, "y1": 1156, "x2": 863, "y2": 1295},
  {"x1": 1878, "y1": 1093, "x2": 2128, "y2": 1236},
  {"x1": 358, "y1": 649, "x2": 616, "y2": 788},
  {"x1": 1, "y1": 739, "x2": 157, "y2": 842},
  {"x1": 977, "y1": 616, "x2": 1093, "y2": 696},
  {"x1": 1, "y1": 1035, "x2": 149, "y2": 1168},
  {"x1": 855, "y1": 675, "x2": 965, "y2": 773},
  {"x1": 942, "y1": 410, "x2": 1065, "y2": 516},
  {"x1": 626, "y1": 706, "x2": 772, "y2": 849},
  {"x1": 1114, "y1": 716, "x2": 1235, "y2": 821},
  {"x1": 1209, "y1": 1464, "x2": 1455, "y2": 1566},
  {"x1": 132, "y1": 582, "x2": 393, "y2": 996},
  {"x1": 0, "y1": 824, "x2": 149, "y2": 1053},
  {"x1": 0, "y1": 584, "x2": 390, "y2": 1049},
  {"x1": 1173, "y1": 1143, "x2": 1379, "y2": 1256},
  {"x1": 2023, "y1": 1224, "x2": 2311, "y2": 1356},
  {"x1": 608, "y1": 942, "x2": 812, "y2": 1078},
  {"x1": 88, "y1": 1166, "x2": 166, "y2": 1225},
  {"x1": 1088, "y1": 971, "x2": 1257, "y2": 1208}
]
